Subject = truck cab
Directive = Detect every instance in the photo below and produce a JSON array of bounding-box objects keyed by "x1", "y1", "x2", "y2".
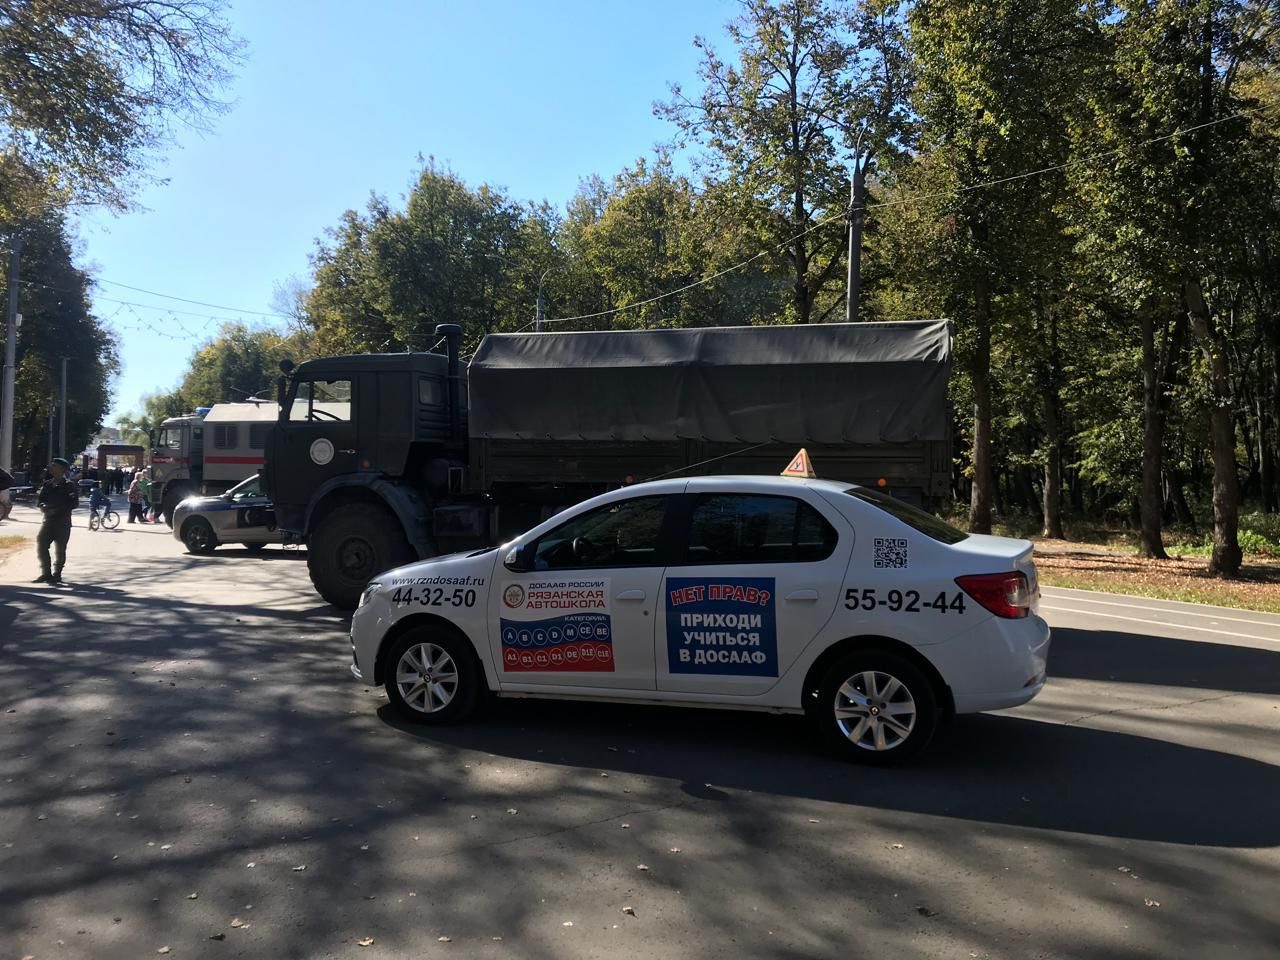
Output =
[
  {"x1": 265, "y1": 327, "x2": 471, "y2": 607},
  {"x1": 151, "y1": 411, "x2": 207, "y2": 518}
]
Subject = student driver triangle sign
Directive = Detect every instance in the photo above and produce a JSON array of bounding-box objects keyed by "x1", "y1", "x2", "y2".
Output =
[{"x1": 781, "y1": 447, "x2": 816, "y2": 478}]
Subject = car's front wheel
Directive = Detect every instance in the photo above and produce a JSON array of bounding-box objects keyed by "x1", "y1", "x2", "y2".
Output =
[
  {"x1": 813, "y1": 651, "x2": 938, "y2": 765},
  {"x1": 383, "y1": 628, "x2": 480, "y2": 724},
  {"x1": 180, "y1": 517, "x2": 218, "y2": 555}
]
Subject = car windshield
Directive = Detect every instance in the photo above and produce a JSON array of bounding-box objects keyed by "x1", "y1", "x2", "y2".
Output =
[
  {"x1": 842, "y1": 486, "x2": 969, "y2": 544},
  {"x1": 226, "y1": 475, "x2": 261, "y2": 500}
]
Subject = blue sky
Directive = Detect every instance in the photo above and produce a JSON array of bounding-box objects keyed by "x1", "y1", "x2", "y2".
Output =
[{"x1": 81, "y1": 0, "x2": 737, "y2": 422}]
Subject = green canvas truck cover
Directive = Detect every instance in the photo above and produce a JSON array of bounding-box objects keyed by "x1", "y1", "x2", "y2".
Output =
[{"x1": 467, "y1": 319, "x2": 951, "y2": 445}]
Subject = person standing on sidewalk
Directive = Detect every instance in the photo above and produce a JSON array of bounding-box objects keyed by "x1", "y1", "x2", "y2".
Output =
[
  {"x1": 34, "y1": 457, "x2": 78, "y2": 584},
  {"x1": 127, "y1": 471, "x2": 145, "y2": 523},
  {"x1": 137, "y1": 470, "x2": 155, "y2": 523},
  {"x1": 0, "y1": 464, "x2": 13, "y2": 522}
]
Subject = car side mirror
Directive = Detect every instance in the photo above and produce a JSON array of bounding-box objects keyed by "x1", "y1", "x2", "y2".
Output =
[{"x1": 504, "y1": 543, "x2": 535, "y2": 572}]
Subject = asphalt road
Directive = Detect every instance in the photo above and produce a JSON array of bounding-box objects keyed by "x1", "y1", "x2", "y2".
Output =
[{"x1": 2, "y1": 501, "x2": 1278, "y2": 960}]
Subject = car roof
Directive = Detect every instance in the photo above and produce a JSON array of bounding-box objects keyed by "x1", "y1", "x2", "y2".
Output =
[{"x1": 621, "y1": 475, "x2": 855, "y2": 496}]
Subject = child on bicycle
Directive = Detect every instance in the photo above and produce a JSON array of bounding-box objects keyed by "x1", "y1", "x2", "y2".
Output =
[{"x1": 88, "y1": 482, "x2": 111, "y2": 527}]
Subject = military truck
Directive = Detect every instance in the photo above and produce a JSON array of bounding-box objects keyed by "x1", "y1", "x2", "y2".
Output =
[
  {"x1": 151, "y1": 401, "x2": 278, "y2": 523},
  {"x1": 265, "y1": 320, "x2": 952, "y2": 609}
]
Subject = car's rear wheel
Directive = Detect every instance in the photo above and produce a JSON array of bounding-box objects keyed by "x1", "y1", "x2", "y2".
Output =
[
  {"x1": 813, "y1": 651, "x2": 937, "y2": 765},
  {"x1": 181, "y1": 517, "x2": 218, "y2": 555},
  {"x1": 383, "y1": 628, "x2": 480, "y2": 724}
]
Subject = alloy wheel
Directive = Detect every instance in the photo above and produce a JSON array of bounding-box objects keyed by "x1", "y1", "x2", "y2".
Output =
[
  {"x1": 395, "y1": 643, "x2": 460, "y2": 714},
  {"x1": 833, "y1": 670, "x2": 918, "y2": 752}
]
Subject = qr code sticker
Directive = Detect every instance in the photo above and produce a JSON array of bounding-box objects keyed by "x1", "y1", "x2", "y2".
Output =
[{"x1": 873, "y1": 537, "x2": 909, "y2": 569}]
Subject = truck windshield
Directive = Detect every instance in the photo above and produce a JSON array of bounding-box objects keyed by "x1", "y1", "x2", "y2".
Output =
[
  {"x1": 289, "y1": 379, "x2": 353, "y2": 421},
  {"x1": 842, "y1": 486, "x2": 969, "y2": 544}
]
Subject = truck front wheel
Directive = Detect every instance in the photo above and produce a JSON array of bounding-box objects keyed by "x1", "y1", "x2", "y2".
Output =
[{"x1": 308, "y1": 502, "x2": 415, "y2": 610}]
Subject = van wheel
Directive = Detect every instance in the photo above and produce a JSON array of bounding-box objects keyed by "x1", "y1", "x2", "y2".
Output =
[
  {"x1": 308, "y1": 502, "x2": 415, "y2": 610},
  {"x1": 812, "y1": 652, "x2": 938, "y2": 765},
  {"x1": 383, "y1": 628, "x2": 480, "y2": 724}
]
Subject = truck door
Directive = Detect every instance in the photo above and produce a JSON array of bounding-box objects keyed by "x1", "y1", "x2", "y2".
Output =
[
  {"x1": 488, "y1": 494, "x2": 675, "y2": 692},
  {"x1": 273, "y1": 376, "x2": 361, "y2": 510},
  {"x1": 656, "y1": 487, "x2": 850, "y2": 697}
]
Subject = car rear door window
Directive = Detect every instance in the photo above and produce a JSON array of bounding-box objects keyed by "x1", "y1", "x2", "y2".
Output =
[
  {"x1": 683, "y1": 494, "x2": 837, "y2": 564},
  {"x1": 841, "y1": 486, "x2": 968, "y2": 544}
]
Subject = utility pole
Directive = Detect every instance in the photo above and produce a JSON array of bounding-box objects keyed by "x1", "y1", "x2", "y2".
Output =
[
  {"x1": 59, "y1": 356, "x2": 69, "y2": 459},
  {"x1": 1, "y1": 236, "x2": 21, "y2": 472},
  {"x1": 846, "y1": 158, "x2": 866, "y2": 324},
  {"x1": 534, "y1": 267, "x2": 552, "y2": 332}
]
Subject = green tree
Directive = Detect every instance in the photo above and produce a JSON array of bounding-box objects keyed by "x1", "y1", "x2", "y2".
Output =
[
  {"x1": 0, "y1": 211, "x2": 117, "y2": 467},
  {"x1": 0, "y1": 0, "x2": 242, "y2": 215},
  {"x1": 907, "y1": 0, "x2": 1094, "y2": 533},
  {"x1": 1071, "y1": 0, "x2": 1278, "y2": 574},
  {"x1": 660, "y1": 0, "x2": 857, "y2": 323},
  {"x1": 179, "y1": 322, "x2": 310, "y2": 407}
]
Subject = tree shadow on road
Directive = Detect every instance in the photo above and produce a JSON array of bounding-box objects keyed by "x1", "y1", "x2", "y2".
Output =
[{"x1": 1047, "y1": 626, "x2": 1280, "y2": 695}]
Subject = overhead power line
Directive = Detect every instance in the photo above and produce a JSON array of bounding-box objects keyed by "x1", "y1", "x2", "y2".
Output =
[{"x1": 94, "y1": 278, "x2": 291, "y2": 319}]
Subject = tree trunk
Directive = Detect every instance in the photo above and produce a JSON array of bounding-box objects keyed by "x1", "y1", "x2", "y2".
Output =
[
  {"x1": 1258, "y1": 392, "x2": 1275, "y2": 512},
  {"x1": 1186, "y1": 281, "x2": 1242, "y2": 576},
  {"x1": 1264, "y1": 343, "x2": 1274, "y2": 514},
  {"x1": 1042, "y1": 310, "x2": 1064, "y2": 539},
  {"x1": 1138, "y1": 310, "x2": 1169, "y2": 558},
  {"x1": 1168, "y1": 467, "x2": 1196, "y2": 529},
  {"x1": 969, "y1": 274, "x2": 994, "y2": 534}
]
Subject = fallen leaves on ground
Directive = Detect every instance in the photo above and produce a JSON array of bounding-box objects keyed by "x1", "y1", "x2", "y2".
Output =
[
  {"x1": 1034, "y1": 543, "x2": 1280, "y2": 612},
  {"x1": 357, "y1": 937, "x2": 374, "y2": 946}
]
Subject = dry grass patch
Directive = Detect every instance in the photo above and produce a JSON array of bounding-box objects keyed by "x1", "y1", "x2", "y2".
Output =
[{"x1": 0, "y1": 533, "x2": 28, "y2": 563}]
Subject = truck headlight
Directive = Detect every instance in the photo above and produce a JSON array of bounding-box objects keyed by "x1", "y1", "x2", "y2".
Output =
[{"x1": 358, "y1": 582, "x2": 382, "y2": 609}]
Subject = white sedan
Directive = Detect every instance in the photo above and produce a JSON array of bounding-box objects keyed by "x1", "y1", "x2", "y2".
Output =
[{"x1": 350, "y1": 476, "x2": 1049, "y2": 763}]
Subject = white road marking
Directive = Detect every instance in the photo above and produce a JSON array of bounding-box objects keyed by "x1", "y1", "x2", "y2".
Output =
[
  {"x1": 1039, "y1": 604, "x2": 1279, "y2": 643},
  {"x1": 1040, "y1": 591, "x2": 1280, "y2": 628}
]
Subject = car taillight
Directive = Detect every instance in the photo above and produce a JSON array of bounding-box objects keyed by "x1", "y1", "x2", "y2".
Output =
[{"x1": 955, "y1": 571, "x2": 1033, "y2": 619}]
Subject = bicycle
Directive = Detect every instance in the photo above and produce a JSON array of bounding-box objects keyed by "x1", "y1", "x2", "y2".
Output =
[{"x1": 89, "y1": 507, "x2": 120, "y2": 531}]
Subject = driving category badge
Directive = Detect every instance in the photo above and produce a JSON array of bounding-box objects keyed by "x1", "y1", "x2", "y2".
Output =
[{"x1": 499, "y1": 578, "x2": 613, "y2": 672}]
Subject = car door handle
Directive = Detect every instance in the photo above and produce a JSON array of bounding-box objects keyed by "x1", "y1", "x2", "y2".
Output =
[
  {"x1": 616, "y1": 589, "x2": 647, "y2": 601},
  {"x1": 786, "y1": 589, "x2": 819, "y2": 602}
]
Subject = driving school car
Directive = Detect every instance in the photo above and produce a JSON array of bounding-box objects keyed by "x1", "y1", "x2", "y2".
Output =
[{"x1": 350, "y1": 475, "x2": 1049, "y2": 763}]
